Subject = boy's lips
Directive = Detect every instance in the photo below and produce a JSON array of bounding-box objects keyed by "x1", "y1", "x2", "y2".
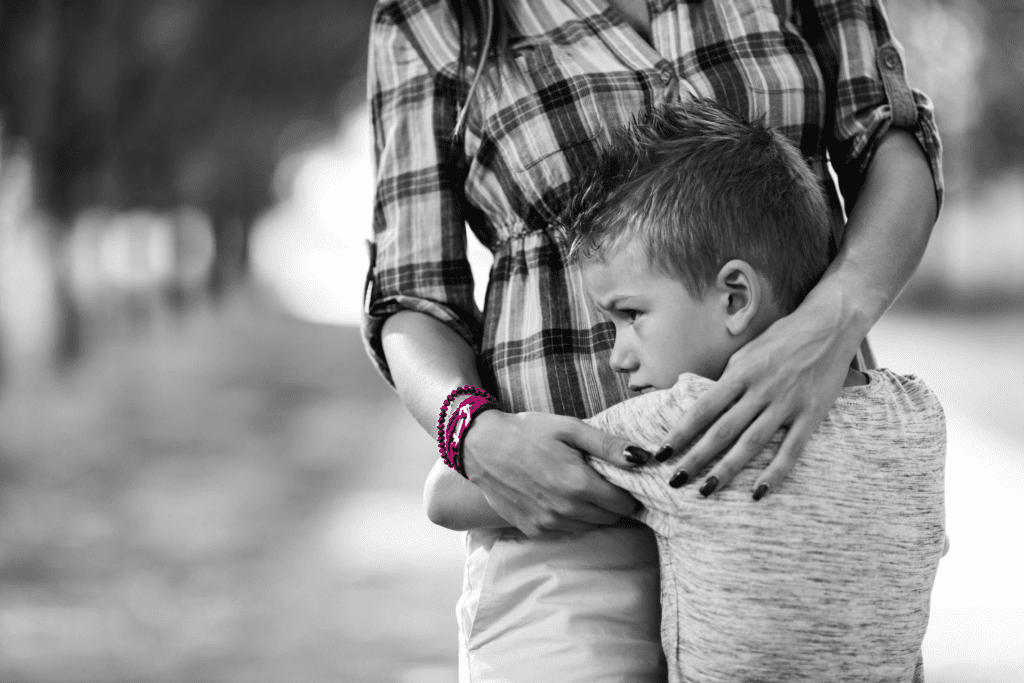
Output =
[{"x1": 629, "y1": 384, "x2": 653, "y2": 393}]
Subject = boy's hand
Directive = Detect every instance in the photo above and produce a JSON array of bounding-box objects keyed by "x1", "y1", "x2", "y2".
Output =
[
  {"x1": 655, "y1": 295, "x2": 863, "y2": 498},
  {"x1": 461, "y1": 410, "x2": 649, "y2": 538}
]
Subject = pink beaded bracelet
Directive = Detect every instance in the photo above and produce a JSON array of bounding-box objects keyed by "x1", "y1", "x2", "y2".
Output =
[{"x1": 437, "y1": 385, "x2": 500, "y2": 478}]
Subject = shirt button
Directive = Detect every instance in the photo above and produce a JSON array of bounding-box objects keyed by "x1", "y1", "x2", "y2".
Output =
[
  {"x1": 881, "y1": 48, "x2": 899, "y2": 70},
  {"x1": 660, "y1": 68, "x2": 674, "y2": 85}
]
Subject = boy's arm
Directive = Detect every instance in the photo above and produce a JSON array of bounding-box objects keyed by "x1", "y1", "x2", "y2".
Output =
[{"x1": 424, "y1": 459, "x2": 512, "y2": 530}]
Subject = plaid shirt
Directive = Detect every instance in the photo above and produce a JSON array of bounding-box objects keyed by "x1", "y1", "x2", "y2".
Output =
[{"x1": 362, "y1": 0, "x2": 943, "y2": 418}]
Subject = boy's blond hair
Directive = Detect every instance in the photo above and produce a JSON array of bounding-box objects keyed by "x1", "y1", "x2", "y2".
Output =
[{"x1": 561, "y1": 98, "x2": 832, "y2": 313}]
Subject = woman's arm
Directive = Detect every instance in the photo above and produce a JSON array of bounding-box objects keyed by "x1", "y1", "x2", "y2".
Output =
[
  {"x1": 660, "y1": 127, "x2": 936, "y2": 496},
  {"x1": 425, "y1": 459, "x2": 511, "y2": 530},
  {"x1": 383, "y1": 310, "x2": 644, "y2": 537},
  {"x1": 649, "y1": 0, "x2": 943, "y2": 497},
  {"x1": 366, "y1": 8, "x2": 646, "y2": 536}
]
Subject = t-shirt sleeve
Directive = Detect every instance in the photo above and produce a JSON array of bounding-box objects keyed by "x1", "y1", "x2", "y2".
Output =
[
  {"x1": 584, "y1": 375, "x2": 710, "y2": 536},
  {"x1": 361, "y1": 1, "x2": 482, "y2": 388},
  {"x1": 803, "y1": 0, "x2": 944, "y2": 214}
]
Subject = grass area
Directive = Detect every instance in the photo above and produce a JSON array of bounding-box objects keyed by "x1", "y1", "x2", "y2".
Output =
[{"x1": 0, "y1": 289, "x2": 460, "y2": 683}]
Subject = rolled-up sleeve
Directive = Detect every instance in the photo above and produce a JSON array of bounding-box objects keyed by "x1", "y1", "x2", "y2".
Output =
[
  {"x1": 810, "y1": 0, "x2": 944, "y2": 214},
  {"x1": 362, "y1": 2, "x2": 481, "y2": 388}
]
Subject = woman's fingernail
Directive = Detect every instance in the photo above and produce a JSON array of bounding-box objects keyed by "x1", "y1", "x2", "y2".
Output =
[
  {"x1": 654, "y1": 445, "x2": 674, "y2": 462},
  {"x1": 624, "y1": 445, "x2": 651, "y2": 465},
  {"x1": 669, "y1": 469, "x2": 689, "y2": 488},
  {"x1": 752, "y1": 484, "x2": 769, "y2": 501},
  {"x1": 699, "y1": 476, "x2": 719, "y2": 497}
]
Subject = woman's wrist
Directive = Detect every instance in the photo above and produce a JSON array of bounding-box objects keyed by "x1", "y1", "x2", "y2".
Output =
[
  {"x1": 796, "y1": 272, "x2": 875, "y2": 355},
  {"x1": 805, "y1": 128, "x2": 938, "y2": 344},
  {"x1": 443, "y1": 392, "x2": 483, "y2": 430},
  {"x1": 459, "y1": 408, "x2": 504, "y2": 483},
  {"x1": 438, "y1": 386, "x2": 500, "y2": 477}
]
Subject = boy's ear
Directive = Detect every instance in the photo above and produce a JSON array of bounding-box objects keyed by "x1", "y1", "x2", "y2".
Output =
[{"x1": 715, "y1": 259, "x2": 761, "y2": 336}]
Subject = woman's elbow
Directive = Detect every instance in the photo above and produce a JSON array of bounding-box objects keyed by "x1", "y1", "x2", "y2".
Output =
[
  {"x1": 426, "y1": 503, "x2": 467, "y2": 531},
  {"x1": 424, "y1": 492, "x2": 449, "y2": 528},
  {"x1": 424, "y1": 475, "x2": 461, "y2": 530}
]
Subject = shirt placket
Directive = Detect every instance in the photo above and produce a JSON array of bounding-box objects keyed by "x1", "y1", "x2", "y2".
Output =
[
  {"x1": 562, "y1": 0, "x2": 693, "y2": 103},
  {"x1": 647, "y1": 0, "x2": 685, "y2": 103}
]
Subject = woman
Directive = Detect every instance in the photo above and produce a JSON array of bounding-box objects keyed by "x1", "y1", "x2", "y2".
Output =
[{"x1": 363, "y1": 0, "x2": 941, "y2": 679}]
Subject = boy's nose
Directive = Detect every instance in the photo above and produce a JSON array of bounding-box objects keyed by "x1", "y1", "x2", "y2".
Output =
[{"x1": 609, "y1": 342, "x2": 638, "y2": 374}]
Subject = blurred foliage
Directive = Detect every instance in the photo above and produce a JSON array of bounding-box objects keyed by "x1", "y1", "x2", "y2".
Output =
[
  {"x1": 964, "y1": 0, "x2": 1024, "y2": 182},
  {"x1": 0, "y1": 0, "x2": 375, "y2": 287},
  {"x1": 1, "y1": 0, "x2": 1022, "y2": 220}
]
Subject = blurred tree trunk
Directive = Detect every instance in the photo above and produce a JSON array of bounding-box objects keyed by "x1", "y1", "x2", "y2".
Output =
[
  {"x1": 0, "y1": 0, "x2": 127, "y2": 367},
  {"x1": 0, "y1": 0, "x2": 377, "y2": 369},
  {"x1": 0, "y1": 0, "x2": 63, "y2": 371},
  {"x1": 208, "y1": 214, "x2": 249, "y2": 299},
  {"x1": 48, "y1": 0, "x2": 123, "y2": 366}
]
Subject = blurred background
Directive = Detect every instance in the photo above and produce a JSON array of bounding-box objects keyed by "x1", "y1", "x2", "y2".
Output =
[{"x1": 0, "y1": 0, "x2": 1020, "y2": 681}]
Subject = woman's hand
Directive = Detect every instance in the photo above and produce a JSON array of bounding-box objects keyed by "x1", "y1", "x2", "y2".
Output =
[
  {"x1": 657, "y1": 292, "x2": 865, "y2": 499},
  {"x1": 656, "y1": 129, "x2": 939, "y2": 499},
  {"x1": 460, "y1": 410, "x2": 650, "y2": 537},
  {"x1": 381, "y1": 310, "x2": 647, "y2": 537}
]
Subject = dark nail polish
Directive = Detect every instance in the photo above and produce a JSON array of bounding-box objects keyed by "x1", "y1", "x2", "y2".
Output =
[
  {"x1": 699, "y1": 476, "x2": 719, "y2": 497},
  {"x1": 669, "y1": 470, "x2": 689, "y2": 488},
  {"x1": 753, "y1": 484, "x2": 769, "y2": 501},
  {"x1": 654, "y1": 445, "x2": 674, "y2": 462},
  {"x1": 624, "y1": 445, "x2": 651, "y2": 465}
]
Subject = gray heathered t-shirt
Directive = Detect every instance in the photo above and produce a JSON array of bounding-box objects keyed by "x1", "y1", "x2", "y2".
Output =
[{"x1": 585, "y1": 369, "x2": 947, "y2": 683}]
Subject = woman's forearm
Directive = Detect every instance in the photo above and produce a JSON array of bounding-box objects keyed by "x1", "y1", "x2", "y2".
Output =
[
  {"x1": 384, "y1": 309, "x2": 639, "y2": 536},
  {"x1": 806, "y1": 129, "x2": 939, "y2": 339},
  {"x1": 380, "y1": 309, "x2": 486, "y2": 440}
]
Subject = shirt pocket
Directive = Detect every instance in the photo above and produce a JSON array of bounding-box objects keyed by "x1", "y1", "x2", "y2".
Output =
[
  {"x1": 488, "y1": 42, "x2": 606, "y2": 168},
  {"x1": 721, "y1": 0, "x2": 825, "y2": 150},
  {"x1": 477, "y1": 41, "x2": 610, "y2": 221}
]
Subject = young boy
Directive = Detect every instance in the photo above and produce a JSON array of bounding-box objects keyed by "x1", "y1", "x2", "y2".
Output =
[{"x1": 425, "y1": 99, "x2": 947, "y2": 682}]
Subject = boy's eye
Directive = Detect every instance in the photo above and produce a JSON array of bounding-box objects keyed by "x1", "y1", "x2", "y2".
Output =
[{"x1": 622, "y1": 309, "x2": 639, "y2": 322}]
